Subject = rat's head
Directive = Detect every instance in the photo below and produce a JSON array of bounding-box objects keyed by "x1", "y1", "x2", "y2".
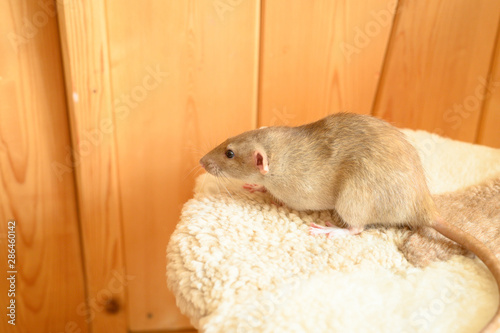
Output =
[{"x1": 199, "y1": 130, "x2": 269, "y2": 183}]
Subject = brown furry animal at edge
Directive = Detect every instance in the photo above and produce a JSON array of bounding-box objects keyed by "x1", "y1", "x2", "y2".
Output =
[
  {"x1": 200, "y1": 113, "x2": 500, "y2": 332},
  {"x1": 399, "y1": 177, "x2": 500, "y2": 267}
]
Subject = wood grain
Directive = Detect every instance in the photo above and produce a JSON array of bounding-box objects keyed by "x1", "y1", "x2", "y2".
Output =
[
  {"x1": 477, "y1": 21, "x2": 500, "y2": 148},
  {"x1": 2, "y1": 1, "x2": 499, "y2": 332},
  {"x1": 259, "y1": 0, "x2": 397, "y2": 126},
  {"x1": 373, "y1": 0, "x2": 500, "y2": 143},
  {"x1": 0, "y1": 0, "x2": 88, "y2": 332},
  {"x1": 57, "y1": 0, "x2": 128, "y2": 332},
  {"x1": 133, "y1": 330, "x2": 197, "y2": 333},
  {"x1": 104, "y1": 0, "x2": 260, "y2": 330}
]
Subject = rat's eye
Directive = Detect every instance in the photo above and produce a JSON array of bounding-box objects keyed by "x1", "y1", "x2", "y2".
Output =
[{"x1": 225, "y1": 150, "x2": 235, "y2": 159}]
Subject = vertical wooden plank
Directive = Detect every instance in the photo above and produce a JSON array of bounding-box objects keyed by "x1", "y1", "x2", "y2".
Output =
[
  {"x1": 0, "y1": 1, "x2": 88, "y2": 332},
  {"x1": 259, "y1": 0, "x2": 397, "y2": 126},
  {"x1": 105, "y1": 0, "x2": 259, "y2": 330},
  {"x1": 57, "y1": 0, "x2": 129, "y2": 332},
  {"x1": 373, "y1": 0, "x2": 500, "y2": 143},
  {"x1": 477, "y1": 23, "x2": 500, "y2": 148}
]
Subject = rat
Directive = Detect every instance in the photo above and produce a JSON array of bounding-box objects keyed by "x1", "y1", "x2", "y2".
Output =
[
  {"x1": 199, "y1": 112, "x2": 500, "y2": 332},
  {"x1": 400, "y1": 176, "x2": 500, "y2": 267}
]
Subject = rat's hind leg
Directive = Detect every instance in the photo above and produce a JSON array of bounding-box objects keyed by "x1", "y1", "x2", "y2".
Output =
[
  {"x1": 333, "y1": 183, "x2": 380, "y2": 229},
  {"x1": 309, "y1": 221, "x2": 363, "y2": 238}
]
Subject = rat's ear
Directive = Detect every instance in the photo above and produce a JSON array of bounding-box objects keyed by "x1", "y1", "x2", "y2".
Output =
[{"x1": 253, "y1": 150, "x2": 269, "y2": 175}]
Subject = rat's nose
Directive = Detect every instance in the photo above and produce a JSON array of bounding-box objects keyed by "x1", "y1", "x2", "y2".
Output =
[{"x1": 199, "y1": 158, "x2": 205, "y2": 169}]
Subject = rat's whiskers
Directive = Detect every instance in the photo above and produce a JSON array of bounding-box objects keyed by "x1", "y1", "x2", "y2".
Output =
[{"x1": 183, "y1": 164, "x2": 203, "y2": 181}]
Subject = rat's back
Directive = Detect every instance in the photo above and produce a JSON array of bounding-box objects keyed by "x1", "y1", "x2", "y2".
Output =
[{"x1": 271, "y1": 113, "x2": 436, "y2": 227}]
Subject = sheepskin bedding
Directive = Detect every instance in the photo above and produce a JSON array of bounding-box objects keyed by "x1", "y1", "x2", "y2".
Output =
[{"x1": 167, "y1": 129, "x2": 500, "y2": 333}]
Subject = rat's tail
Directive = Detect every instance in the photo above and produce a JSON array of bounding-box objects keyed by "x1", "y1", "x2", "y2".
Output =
[{"x1": 433, "y1": 216, "x2": 500, "y2": 333}]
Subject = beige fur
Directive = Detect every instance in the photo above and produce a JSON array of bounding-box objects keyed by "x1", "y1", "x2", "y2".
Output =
[
  {"x1": 167, "y1": 126, "x2": 500, "y2": 333},
  {"x1": 168, "y1": 128, "x2": 500, "y2": 332},
  {"x1": 201, "y1": 113, "x2": 436, "y2": 227},
  {"x1": 400, "y1": 176, "x2": 500, "y2": 266}
]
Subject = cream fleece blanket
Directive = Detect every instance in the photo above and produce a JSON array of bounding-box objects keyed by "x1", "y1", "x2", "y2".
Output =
[{"x1": 167, "y1": 129, "x2": 500, "y2": 333}]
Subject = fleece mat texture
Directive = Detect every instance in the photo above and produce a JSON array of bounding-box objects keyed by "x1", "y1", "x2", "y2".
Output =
[{"x1": 167, "y1": 129, "x2": 500, "y2": 333}]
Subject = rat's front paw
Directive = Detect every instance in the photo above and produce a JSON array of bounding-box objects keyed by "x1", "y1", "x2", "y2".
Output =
[{"x1": 243, "y1": 183, "x2": 267, "y2": 193}]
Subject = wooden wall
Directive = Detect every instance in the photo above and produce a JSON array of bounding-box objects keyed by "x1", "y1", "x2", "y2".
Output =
[
  {"x1": 259, "y1": 0, "x2": 396, "y2": 124},
  {"x1": 373, "y1": 0, "x2": 500, "y2": 144},
  {"x1": 103, "y1": 0, "x2": 259, "y2": 330},
  {"x1": 0, "y1": 1, "x2": 88, "y2": 332},
  {"x1": 1, "y1": 0, "x2": 499, "y2": 332}
]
